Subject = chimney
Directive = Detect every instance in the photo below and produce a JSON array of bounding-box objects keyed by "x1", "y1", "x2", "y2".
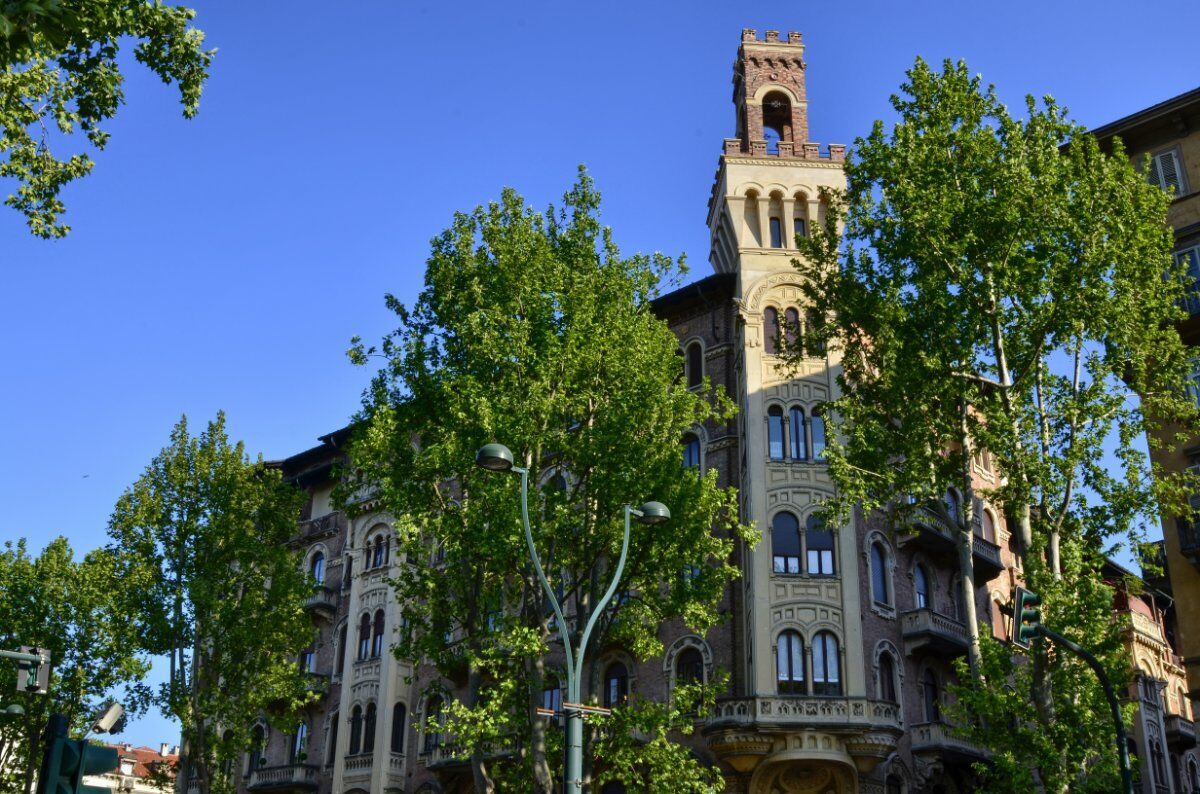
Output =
[{"x1": 160, "y1": 743, "x2": 170, "y2": 756}]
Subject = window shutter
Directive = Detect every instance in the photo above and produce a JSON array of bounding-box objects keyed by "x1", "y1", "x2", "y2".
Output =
[
  {"x1": 1149, "y1": 154, "x2": 1162, "y2": 189},
  {"x1": 1159, "y1": 150, "x2": 1182, "y2": 192}
]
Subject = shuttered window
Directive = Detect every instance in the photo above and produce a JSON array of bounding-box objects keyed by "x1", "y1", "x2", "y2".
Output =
[{"x1": 1149, "y1": 148, "x2": 1188, "y2": 194}]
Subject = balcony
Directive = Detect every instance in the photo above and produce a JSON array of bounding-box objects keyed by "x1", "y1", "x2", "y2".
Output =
[
  {"x1": 303, "y1": 587, "x2": 338, "y2": 621},
  {"x1": 704, "y1": 696, "x2": 902, "y2": 733},
  {"x1": 1166, "y1": 713, "x2": 1198, "y2": 750},
  {"x1": 427, "y1": 739, "x2": 516, "y2": 770},
  {"x1": 304, "y1": 672, "x2": 330, "y2": 697},
  {"x1": 972, "y1": 536, "x2": 1004, "y2": 582},
  {"x1": 290, "y1": 513, "x2": 342, "y2": 546},
  {"x1": 247, "y1": 763, "x2": 319, "y2": 791},
  {"x1": 902, "y1": 608, "x2": 969, "y2": 657},
  {"x1": 910, "y1": 721, "x2": 988, "y2": 765},
  {"x1": 896, "y1": 508, "x2": 956, "y2": 558}
]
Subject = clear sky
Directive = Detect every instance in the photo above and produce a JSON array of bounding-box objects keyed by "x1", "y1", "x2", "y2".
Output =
[{"x1": 3, "y1": 0, "x2": 1198, "y2": 749}]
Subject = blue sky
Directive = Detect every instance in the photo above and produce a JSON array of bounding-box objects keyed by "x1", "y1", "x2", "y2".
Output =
[{"x1": 3, "y1": 0, "x2": 1198, "y2": 748}]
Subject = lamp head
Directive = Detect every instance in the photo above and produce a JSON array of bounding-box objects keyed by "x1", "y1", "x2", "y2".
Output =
[
  {"x1": 475, "y1": 443, "x2": 515, "y2": 473},
  {"x1": 3, "y1": 704, "x2": 24, "y2": 717},
  {"x1": 636, "y1": 501, "x2": 670, "y2": 525}
]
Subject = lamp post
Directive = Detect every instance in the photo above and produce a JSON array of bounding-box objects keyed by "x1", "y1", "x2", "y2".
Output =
[{"x1": 475, "y1": 443, "x2": 669, "y2": 794}]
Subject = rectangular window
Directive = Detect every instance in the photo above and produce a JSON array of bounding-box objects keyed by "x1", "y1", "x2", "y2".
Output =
[
  {"x1": 1178, "y1": 246, "x2": 1200, "y2": 316},
  {"x1": 1149, "y1": 148, "x2": 1188, "y2": 195},
  {"x1": 794, "y1": 218, "x2": 807, "y2": 238},
  {"x1": 807, "y1": 549, "x2": 835, "y2": 575},
  {"x1": 769, "y1": 217, "x2": 783, "y2": 248},
  {"x1": 773, "y1": 554, "x2": 801, "y2": 575}
]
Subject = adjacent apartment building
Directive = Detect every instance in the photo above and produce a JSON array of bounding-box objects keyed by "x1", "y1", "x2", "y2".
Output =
[{"x1": 219, "y1": 33, "x2": 1200, "y2": 794}]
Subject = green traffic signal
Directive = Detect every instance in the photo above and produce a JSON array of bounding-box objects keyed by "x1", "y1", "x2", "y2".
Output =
[
  {"x1": 1013, "y1": 586, "x2": 1042, "y2": 649},
  {"x1": 36, "y1": 714, "x2": 120, "y2": 794}
]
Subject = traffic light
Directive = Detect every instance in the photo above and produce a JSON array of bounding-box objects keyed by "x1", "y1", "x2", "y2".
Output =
[
  {"x1": 1013, "y1": 586, "x2": 1042, "y2": 649},
  {"x1": 16, "y1": 647, "x2": 50, "y2": 693},
  {"x1": 36, "y1": 714, "x2": 119, "y2": 794}
]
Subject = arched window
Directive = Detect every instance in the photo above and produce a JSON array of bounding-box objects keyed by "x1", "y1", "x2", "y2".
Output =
[
  {"x1": 423, "y1": 698, "x2": 443, "y2": 754},
  {"x1": 870, "y1": 543, "x2": 890, "y2": 605},
  {"x1": 762, "y1": 90, "x2": 793, "y2": 145},
  {"x1": 682, "y1": 434, "x2": 701, "y2": 469},
  {"x1": 1189, "y1": 758, "x2": 1198, "y2": 791},
  {"x1": 944, "y1": 490, "x2": 960, "y2": 524},
  {"x1": 390, "y1": 703, "x2": 406, "y2": 753},
  {"x1": 767, "y1": 406, "x2": 786, "y2": 460},
  {"x1": 348, "y1": 706, "x2": 363, "y2": 755},
  {"x1": 686, "y1": 342, "x2": 703, "y2": 388},
  {"x1": 335, "y1": 622, "x2": 348, "y2": 675},
  {"x1": 363, "y1": 702, "x2": 377, "y2": 754},
  {"x1": 310, "y1": 552, "x2": 325, "y2": 585},
  {"x1": 326, "y1": 712, "x2": 339, "y2": 765},
  {"x1": 805, "y1": 308, "x2": 825, "y2": 355},
  {"x1": 806, "y1": 516, "x2": 835, "y2": 575},
  {"x1": 220, "y1": 730, "x2": 235, "y2": 777},
  {"x1": 981, "y1": 510, "x2": 995, "y2": 543},
  {"x1": 1180, "y1": 687, "x2": 1191, "y2": 719},
  {"x1": 763, "y1": 307, "x2": 781, "y2": 355},
  {"x1": 879, "y1": 652, "x2": 898, "y2": 703},
  {"x1": 784, "y1": 307, "x2": 800, "y2": 349},
  {"x1": 357, "y1": 613, "x2": 371, "y2": 660},
  {"x1": 769, "y1": 217, "x2": 783, "y2": 248},
  {"x1": 373, "y1": 534, "x2": 388, "y2": 568},
  {"x1": 676, "y1": 648, "x2": 705, "y2": 686},
  {"x1": 810, "y1": 410, "x2": 826, "y2": 460},
  {"x1": 247, "y1": 725, "x2": 265, "y2": 773},
  {"x1": 291, "y1": 723, "x2": 308, "y2": 762},
  {"x1": 371, "y1": 609, "x2": 385, "y2": 658},
  {"x1": 789, "y1": 406, "x2": 807, "y2": 460},
  {"x1": 1152, "y1": 740, "x2": 1167, "y2": 786},
  {"x1": 775, "y1": 630, "x2": 805, "y2": 694},
  {"x1": 914, "y1": 565, "x2": 930, "y2": 610},
  {"x1": 771, "y1": 512, "x2": 801, "y2": 574},
  {"x1": 922, "y1": 669, "x2": 940, "y2": 722},
  {"x1": 603, "y1": 662, "x2": 629, "y2": 708},
  {"x1": 364, "y1": 538, "x2": 375, "y2": 569},
  {"x1": 812, "y1": 631, "x2": 841, "y2": 695}
]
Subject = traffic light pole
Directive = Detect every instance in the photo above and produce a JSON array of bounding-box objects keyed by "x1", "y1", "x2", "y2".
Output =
[{"x1": 1036, "y1": 625, "x2": 1134, "y2": 794}]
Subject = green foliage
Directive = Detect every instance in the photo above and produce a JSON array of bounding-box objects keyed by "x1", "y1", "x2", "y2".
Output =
[
  {"x1": 797, "y1": 58, "x2": 1193, "y2": 789},
  {"x1": 0, "y1": 536, "x2": 150, "y2": 793},
  {"x1": 346, "y1": 168, "x2": 753, "y2": 790},
  {"x1": 106, "y1": 413, "x2": 313, "y2": 794},
  {"x1": 0, "y1": 0, "x2": 212, "y2": 237}
]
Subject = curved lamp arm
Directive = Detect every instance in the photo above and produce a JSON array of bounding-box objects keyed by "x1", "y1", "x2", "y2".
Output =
[{"x1": 571, "y1": 505, "x2": 635, "y2": 700}]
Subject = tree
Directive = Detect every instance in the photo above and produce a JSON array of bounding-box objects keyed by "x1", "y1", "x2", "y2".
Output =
[
  {"x1": 796, "y1": 59, "x2": 1195, "y2": 792},
  {"x1": 345, "y1": 168, "x2": 751, "y2": 792},
  {"x1": 107, "y1": 413, "x2": 315, "y2": 794},
  {"x1": 0, "y1": 537, "x2": 150, "y2": 794},
  {"x1": 1, "y1": 0, "x2": 212, "y2": 238}
]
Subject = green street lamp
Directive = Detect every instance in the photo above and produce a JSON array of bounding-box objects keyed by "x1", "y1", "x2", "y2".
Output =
[{"x1": 475, "y1": 443, "x2": 668, "y2": 794}]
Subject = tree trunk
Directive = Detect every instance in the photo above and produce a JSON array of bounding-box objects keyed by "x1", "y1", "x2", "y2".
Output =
[
  {"x1": 467, "y1": 662, "x2": 495, "y2": 793},
  {"x1": 527, "y1": 647, "x2": 554, "y2": 792},
  {"x1": 958, "y1": 405, "x2": 984, "y2": 680}
]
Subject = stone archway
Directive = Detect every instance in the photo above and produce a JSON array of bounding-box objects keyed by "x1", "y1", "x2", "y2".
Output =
[{"x1": 752, "y1": 758, "x2": 854, "y2": 793}]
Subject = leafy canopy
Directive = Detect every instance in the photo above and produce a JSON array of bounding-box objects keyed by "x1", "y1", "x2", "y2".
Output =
[
  {"x1": 1, "y1": 0, "x2": 212, "y2": 237},
  {"x1": 347, "y1": 168, "x2": 749, "y2": 791}
]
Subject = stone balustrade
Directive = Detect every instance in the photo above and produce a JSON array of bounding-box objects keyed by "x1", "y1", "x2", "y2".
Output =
[{"x1": 704, "y1": 696, "x2": 902, "y2": 733}]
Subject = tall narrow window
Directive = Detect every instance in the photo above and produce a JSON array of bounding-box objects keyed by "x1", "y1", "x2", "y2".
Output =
[
  {"x1": 357, "y1": 613, "x2": 371, "y2": 660},
  {"x1": 789, "y1": 406, "x2": 807, "y2": 460},
  {"x1": 763, "y1": 307, "x2": 780, "y2": 355},
  {"x1": 675, "y1": 648, "x2": 705, "y2": 686},
  {"x1": 812, "y1": 632, "x2": 841, "y2": 695},
  {"x1": 914, "y1": 565, "x2": 929, "y2": 609},
  {"x1": 922, "y1": 669, "x2": 940, "y2": 722},
  {"x1": 879, "y1": 652, "x2": 898, "y2": 702},
  {"x1": 335, "y1": 623, "x2": 348, "y2": 675},
  {"x1": 291, "y1": 723, "x2": 308, "y2": 762},
  {"x1": 348, "y1": 706, "x2": 363, "y2": 755},
  {"x1": 784, "y1": 307, "x2": 800, "y2": 350},
  {"x1": 373, "y1": 534, "x2": 388, "y2": 568},
  {"x1": 805, "y1": 308, "x2": 825, "y2": 355},
  {"x1": 363, "y1": 702, "x2": 377, "y2": 754},
  {"x1": 326, "y1": 713, "x2": 338, "y2": 765},
  {"x1": 248, "y1": 725, "x2": 265, "y2": 773},
  {"x1": 365, "y1": 538, "x2": 375, "y2": 569},
  {"x1": 771, "y1": 512, "x2": 801, "y2": 574},
  {"x1": 371, "y1": 610, "x2": 385, "y2": 658},
  {"x1": 981, "y1": 510, "x2": 996, "y2": 543},
  {"x1": 604, "y1": 662, "x2": 629, "y2": 708},
  {"x1": 810, "y1": 411, "x2": 826, "y2": 460},
  {"x1": 423, "y1": 698, "x2": 442, "y2": 753},
  {"x1": 686, "y1": 342, "x2": 703, "y2": 388},
  {"x1": 776, "y1": 631, "x2": 805, "y2": 694},
  {"x1": 682, "y1": 434, "x2": 701, "y2": 469},
  {"x1": 300, "y1": 650, "x2": 315, "y2": 673},
  {"x1": 390, "y1": 703, "x2": 406, "y2": 754},
  {"x1": 769, "y1": 217, "x2": 783, "y2": 248},
  {"x1": 310, "y1": 552, "x2": 325, "y2": 585},
  {"x1": 768, "y1": 406, "x2": 786, "y2": 460},
  {"x1": 794, "y1": 217, "x2": 807, "y2": 239},
  {"x1": 1149, "y1": 148, "x2": 1186, "y2": 193},
  {"x1": 806, "y1": 516, "x2": 834, "y2": 575},
  {"x1": 870, "y1": 543, "x2": 890, "y2": 605}
]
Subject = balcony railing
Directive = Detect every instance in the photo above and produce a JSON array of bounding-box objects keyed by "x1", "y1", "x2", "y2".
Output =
[
  {"x1": 303, "y1": 587, "x2": 338, "y2": 620},
  {"x1": 703, "y1": 696, "x2": 902, "y2": 733},
  {"x1": 427, "y1": 738, "x2": 517, "y2": 768},
  {"x1": 247, "y1": 763, "x2": 319, "y2": 790},
  {"x1": 902, "y1": 608, "x2": 970, "y2": 657},
  {"x1": 910, "y1": 721, "x2": 988, "y2": 763},
  {"x1": 290, "y1": 513, "x2": 342, "y2": 545},
  {"x1": 1166, "y1": 713, "x2": 1198, "y2": 750},
  {"x1": 971, "y1": 536, "x2": 1003, "y2": 581}
]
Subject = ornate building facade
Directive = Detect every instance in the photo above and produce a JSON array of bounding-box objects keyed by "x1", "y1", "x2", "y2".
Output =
[{"x1": 222, "y1": 31, "x2": 1200, "y2": 794}]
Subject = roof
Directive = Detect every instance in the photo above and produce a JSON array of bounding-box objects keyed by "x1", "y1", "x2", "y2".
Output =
[
  {"x1": 650, "y1": 272, "x2": 736, "y2": 317},
  {"x1": 1087, "y1": 85, "x2": 1200, "y2": 142},
  {"x1": 105, "y1": 744, "x2": 178, "y2": 779}
]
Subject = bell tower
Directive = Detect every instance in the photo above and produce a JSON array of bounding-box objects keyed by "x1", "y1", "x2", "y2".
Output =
[{"x1": 731, "y1": 29, "x2": 810, "y2": 155}]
